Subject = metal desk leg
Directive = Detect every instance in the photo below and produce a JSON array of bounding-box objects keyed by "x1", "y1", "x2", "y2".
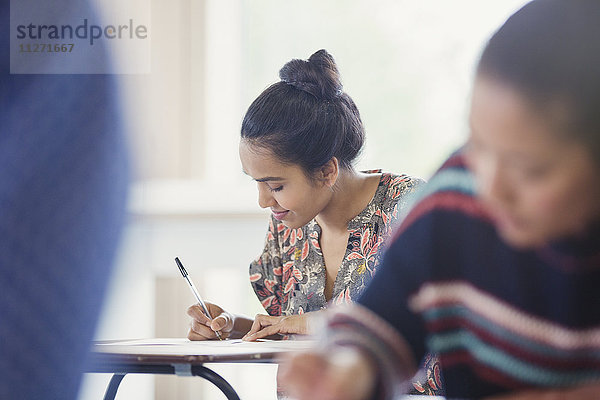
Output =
[
  {"x1": 103, "y1": 373, "x2": 126, "y2": 400},
  {"x1": 191, "y1": 365, "x2": 241, "y2": 400},
  {"x1": 98, "y1": 365, "x2": 240, "y2": 400}
]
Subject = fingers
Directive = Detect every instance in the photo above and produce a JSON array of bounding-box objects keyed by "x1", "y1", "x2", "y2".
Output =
[
  {"x1": 188, "y1": 317, "x2": 230, "y2": 340},
  {"x1": 279, "y1": 352, "x2": 328, "y2": 400},
  {"x1": 210, "y1": 312, "x2": 234, "y2": 333},
  {"x1": 187, "y1": 304, "x2": 210, "y2": 324},
  {"x1": 188, "y1": 318, "x2": 219, "y2": 340},
  {"x1": 279, "y1": 348, "x2": 376, "y2": 400},
  {"x1": 242, "y1": 314, "x2": 281, "y2": 341},
  {"x1": 186, "y1": 303, "x2": 230, "y2": 340},
  {"x1": 211, "y1": 315, "x2": 228, "y2": 331},
  {"x1": 246, "y1": 314, "x2": 277, "y2": 336},
  {"x1": 187, "y1": 327, "x2": 213, "y2": 341},
  {"x1": 206, "y1": 302, "x2": 224, "y2": 317},
  {"x1": 243, "y1": 323, "x2": 282, "y2": 341},
  {"x1": 187, "y1": 303, "x2": 224, "y2": 320}
]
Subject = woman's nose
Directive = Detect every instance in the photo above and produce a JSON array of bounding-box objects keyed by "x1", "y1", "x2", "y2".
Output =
[
  {"x1": 478, "y1": 158, "x2": 514, "y2": 209},
  {"x1": 257, "y1": 184, "x2": 277, "y2": 209}
]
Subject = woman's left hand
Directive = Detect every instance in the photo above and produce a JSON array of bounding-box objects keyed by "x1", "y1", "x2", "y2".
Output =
[{"x1": 242, "y1": 313, "x2": 310, "y2": 341}]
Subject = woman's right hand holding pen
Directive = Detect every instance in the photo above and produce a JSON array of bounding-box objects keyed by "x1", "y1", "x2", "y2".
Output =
[{"x1": 187, "y1": 303, "x2": 234, "y2": 340}]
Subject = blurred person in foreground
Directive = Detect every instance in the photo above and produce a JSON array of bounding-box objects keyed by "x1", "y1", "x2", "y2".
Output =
[
  {"x1": 280, "y1": 0, "x2": 600, "y2": 399},
  {"x1": 0, "y1": 1, "x2": 128, "y2": 399}
]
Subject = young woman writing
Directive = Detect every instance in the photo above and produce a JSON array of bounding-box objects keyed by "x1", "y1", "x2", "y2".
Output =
[{"x1": 186, "y1": 49, "x2": 442, "y2": 395}]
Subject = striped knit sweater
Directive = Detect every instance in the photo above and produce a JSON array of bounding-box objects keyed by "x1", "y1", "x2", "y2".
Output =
[{"x1": 324, "y1": 151, "x2": 600, "y2": 399}]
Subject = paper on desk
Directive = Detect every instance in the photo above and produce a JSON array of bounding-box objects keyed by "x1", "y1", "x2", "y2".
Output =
[{"x1": 93, "y1": 337, "x2": 316, "y2": 356}]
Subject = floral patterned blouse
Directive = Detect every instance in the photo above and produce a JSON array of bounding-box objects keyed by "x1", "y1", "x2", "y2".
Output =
[
  {"x1": 249, "y1": 171, "x2": 444, "y2": 397},
  {"x1": 249, "y1": 171, "x2": 423, "y2": 316}
]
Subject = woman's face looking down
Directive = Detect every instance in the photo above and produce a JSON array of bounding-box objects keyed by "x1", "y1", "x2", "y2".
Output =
[
  {"x1": 466, "y1": 76, "x2": 600, "y2": 248},
  {"x1": 239, "y1": 140, "x2": 337, "y2": 229}
]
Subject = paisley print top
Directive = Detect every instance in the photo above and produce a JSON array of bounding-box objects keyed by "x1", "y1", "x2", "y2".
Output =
[{"x1": 249, "y1": 171, "x2": 423, "y2": 316}]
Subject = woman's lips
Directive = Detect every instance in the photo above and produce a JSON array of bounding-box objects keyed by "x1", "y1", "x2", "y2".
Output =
[{"x1": 272, "y1": 210, "x2": 289, "y2": 220}]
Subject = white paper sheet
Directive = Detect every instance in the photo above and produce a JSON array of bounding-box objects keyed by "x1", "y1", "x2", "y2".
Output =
[{"x1": 93, "y1": 337, "x2": 316, "y2": 356}]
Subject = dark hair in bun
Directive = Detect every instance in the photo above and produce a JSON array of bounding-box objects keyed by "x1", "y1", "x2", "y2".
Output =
[
  {"x1": 279, "y1": 50, "x2": 343, "y2": 100},
  {"x1": 241, "y1": 49, "x2": 365, "y2": 174}
]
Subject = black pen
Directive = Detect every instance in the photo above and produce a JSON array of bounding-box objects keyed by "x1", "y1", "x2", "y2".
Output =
[{"x1": 175, "y1": 257, "x2": 223, "y2": 340}]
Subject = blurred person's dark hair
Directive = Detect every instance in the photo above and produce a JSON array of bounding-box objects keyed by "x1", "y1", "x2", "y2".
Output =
[{"x1": 477, "y1": 0, "x2": 600, "y2": 163}]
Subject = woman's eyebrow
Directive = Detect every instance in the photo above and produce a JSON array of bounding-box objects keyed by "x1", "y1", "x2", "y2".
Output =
[
  {"x1": 255, "y1": 176, "x2": 284, "y2": 182},
  {"x1": 241, "y1": 170, "x2": 284, "y2": 182}
]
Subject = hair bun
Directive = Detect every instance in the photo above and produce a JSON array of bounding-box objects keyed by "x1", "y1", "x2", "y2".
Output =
[{"x1": 279, "y1": 49, "x2": 343, "y2": 100}]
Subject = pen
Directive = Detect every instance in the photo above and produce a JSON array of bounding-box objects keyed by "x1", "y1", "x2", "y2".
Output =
[{"x1": 175, "y1": 257, "x2": 223, "y2": 340}]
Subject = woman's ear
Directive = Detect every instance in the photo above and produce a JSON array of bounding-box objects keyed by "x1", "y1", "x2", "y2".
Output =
[{"x1": 316, "y1": 157, "x2": 339, "y2": 188}]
